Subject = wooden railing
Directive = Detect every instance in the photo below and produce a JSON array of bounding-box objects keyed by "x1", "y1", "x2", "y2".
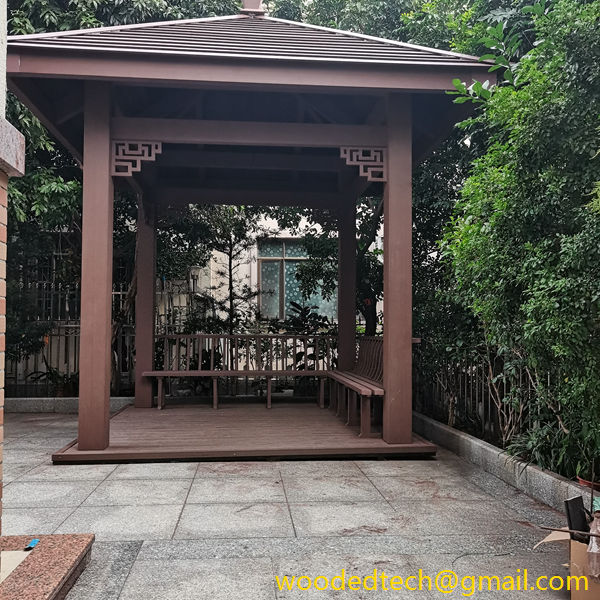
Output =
[{"x1": 155, "y1": 334, "x2": 338, "y2": 373}]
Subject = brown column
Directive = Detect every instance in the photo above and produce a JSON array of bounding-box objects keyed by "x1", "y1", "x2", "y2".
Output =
[
  {"x1": 78, "y1": 81, "x2": 113, "y2": 450},
  {"x1": 337, "y1": 200, "x2": 357, "y2": 371},
  {"x1": 382, "y1": 93, "x2": 413, "y2": 444},
  {"x1": 135, "y1": 198, "x2": 156, "y2": 407}
]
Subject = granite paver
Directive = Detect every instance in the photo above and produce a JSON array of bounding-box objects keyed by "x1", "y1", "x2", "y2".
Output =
[{"x1": 0, "y1": 413, "x2": 570, "y2": 600}]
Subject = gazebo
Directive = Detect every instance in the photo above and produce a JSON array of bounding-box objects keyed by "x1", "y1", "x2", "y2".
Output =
[{"x1": 6, "y1": 2, "x2": 489, "y2": 461}]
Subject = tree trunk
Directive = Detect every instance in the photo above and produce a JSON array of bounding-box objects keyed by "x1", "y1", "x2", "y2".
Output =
[{"x1": 359, "y1": 297, "x2": 378, "y2": 336}]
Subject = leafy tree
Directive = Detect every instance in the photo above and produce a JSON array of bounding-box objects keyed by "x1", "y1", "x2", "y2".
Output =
[
  {"x1": 184, "y1": 206, "x2": 269, "y2": 335},
  {"x1": 445, "y1": 0, "x2": 600, "y2": 476},
  {"x1": 6, "y1": 0, "x2": 239, "y2": 364}
]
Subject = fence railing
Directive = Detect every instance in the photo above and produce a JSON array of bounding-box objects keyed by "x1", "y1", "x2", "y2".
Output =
[
  {"x1": 156, "y1": 334, "x2": 338, "y2": 373},
  {"x1": 413, "y1": 348, "x2": 535, "y2": 447},
  {"x1": 15, "y1": 279, "x2": 200, "y2": 331},
  {"x1": 6, "y1": 324, "x2": 136, "y2": 398}
]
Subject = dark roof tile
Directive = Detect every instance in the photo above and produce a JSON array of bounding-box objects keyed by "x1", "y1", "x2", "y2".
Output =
[{"x1": 8, "y1": 15, "x2": 487, "y2": 67}]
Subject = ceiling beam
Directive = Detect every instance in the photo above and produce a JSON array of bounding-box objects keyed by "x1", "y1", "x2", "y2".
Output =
[
  {"x1": 111, "y1": 117, "x2": 386, "y2": 148},
  {"x1": 150, "y1": 187, "x2": 342, "y2": 209},
  {"x1": 155, "y1": 149, "x2": 345, "y2": 172}
]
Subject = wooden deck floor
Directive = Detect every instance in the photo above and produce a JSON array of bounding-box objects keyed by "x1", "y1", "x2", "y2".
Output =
[{"x1": 52, "y1": 402, "x2": 436, "y2": 463}]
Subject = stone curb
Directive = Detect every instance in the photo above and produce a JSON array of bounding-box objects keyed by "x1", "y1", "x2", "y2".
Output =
[
  {"x1": 413, "y1": 411, "x2": 592, "y2": 512},
  {"x1": 5, "y1": 396, "x2": 133, "y2": 414}
]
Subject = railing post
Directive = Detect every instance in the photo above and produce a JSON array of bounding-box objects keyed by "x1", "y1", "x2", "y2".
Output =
[
  {"x1": 134, "y1": 198, "x2": 156, "y2": 408},
  {"x1": 337, "y1": 201, "x2": 357, "y2": 371}
]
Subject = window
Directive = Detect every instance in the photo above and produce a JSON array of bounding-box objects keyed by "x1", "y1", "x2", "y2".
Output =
[{"x1": 258, "y1": 239, "x2": 337, "y2": 320}]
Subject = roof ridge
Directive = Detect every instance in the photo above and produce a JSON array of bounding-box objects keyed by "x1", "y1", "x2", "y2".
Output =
[
  {"x1": 263, "y1": 16, "x2": 486, "y2": 64},
  {"x1": 7, "y1": 14, "x2": 245, "y2": 41}
]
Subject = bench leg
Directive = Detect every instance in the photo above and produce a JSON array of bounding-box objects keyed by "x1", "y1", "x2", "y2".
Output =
[
  {"x1": 266, "y1": 377, "x2": 272, "y2": 409},
  {"x1": 374, "y1": 396, "x2": 383, "y2": 429},
  {"x1": 347, "y1": 390, "x2": 359, "y2": 426},
  {"x1": 359, "y1": 396, "x2": 372, "y2": 437},
  {"x1": 318, "y1": 378, "x2": 325, "y2": 409},
  {"x1": 212, "y1": 377, "x2": 218, "y2": 409},
  {"x1": 336, "y1": 385, "x2": 347, "y2": 419},
  {"x1": 157, "y1": 377, "x2": 165, "y2": 410}
]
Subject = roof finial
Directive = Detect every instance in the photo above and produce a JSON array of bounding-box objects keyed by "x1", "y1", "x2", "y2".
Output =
[{"x1": 240, "y1": 0, "x2": 265, "y2": 16}]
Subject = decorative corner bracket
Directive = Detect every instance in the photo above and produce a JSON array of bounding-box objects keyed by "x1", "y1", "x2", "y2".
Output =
[
  {"x1": 340, "y1": 147, "x2": 387, "y2": 183},
  {"x1": 112, "y1": 141, "x2": 162, "y2": 177}
]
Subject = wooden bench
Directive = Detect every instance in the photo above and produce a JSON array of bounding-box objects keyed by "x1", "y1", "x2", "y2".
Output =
[
  {"x1": 328, "y1": 337, "x2": 384, "y2": 438},
  {"x1": 328, "y1": 337, "x2": 420, "y2": 438},
  {"x1": 143, "y1": 369, "x2": 327, "y2": 410}
]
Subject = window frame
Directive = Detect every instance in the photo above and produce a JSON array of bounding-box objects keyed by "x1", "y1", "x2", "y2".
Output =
[{"x1": 257, "y1": 238, "x2": 309, "y2": 320}]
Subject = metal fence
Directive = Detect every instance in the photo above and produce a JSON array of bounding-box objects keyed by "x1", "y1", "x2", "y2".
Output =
[
  {"x1": 413, "y1": 346, "x2": 536, "y2": 447},
  {"x1": 6, "y1": 280, "x2": 198, "y2": 397}
]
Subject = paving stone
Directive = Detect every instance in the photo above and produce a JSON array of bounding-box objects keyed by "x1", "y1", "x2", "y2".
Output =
[
  {"x1": 283, "y1": 475, "x2": 382, "y2": 503},
  {"x1": 118, "y1": 558, "x2": 277, "y2": 600},
  {"x1": 369, "y1": 474, "x2": 491, "y2": 502},
  {"x1": 3, "y1": 436, "x2": 74, "y2": 451},
  {"x1": 3, "y1": 480, "x2": 100, "y2": 508},
  {"x1": 84, "y1": 478, "x2": 192, "y2": 506},
  {"x1": 273, "y1": 553, "x2": 426, "y2": 599},
  {"x1": 459, "y1": 469, "x2": 567, "y2": 529},
  {"x1": 195, "y1": 461, "x2": 282, "y2": 477},
  {"x1": 277, "y1": 460, "x2": 363, "y2": 477},
  {"x1": 406, "y1": 552, "x2": 569, "y2": 599},
  {"x1": 1, "y1": 507, "x2": 76, "y2": 535},
  {"x1": 174, "y1": 502, "x2": 295, "y2": 539},
  {"x1": 110, "y1": 462, "x2": 199, "y2": 480},
  {"x1": 188, "y1": 476, "x2": 285, "y2": 504},
  {"x1": 356, "y1": 459, "x2": 447, "y2": 478},
  {"x1": 65, "y1": 541, "x2": 142, "y2": 600},
  {"x1": 390, "y1": 498, "x2": 531, "y2": 536},
  {"x1": 2, "y1": 463, "x2": 37, "y2": 483},
  {"x1": 2, "y1": 413, "x2": 571, "y2": 599},
  {"x1": 290, "y1": 502, "x2": 406, "y2": 538},
  {"x1": 137, "y1": 534, "x2": 566, "y2": 562},
  {"x1": 2, "y1": 448, "x2": 52, "y2": 466},
  {"x1": 20, "y1": 463, "x2": 117, "y2": 482},
  {"x1": 55, "y1": 505, "x2": 183, "y2": 541}
]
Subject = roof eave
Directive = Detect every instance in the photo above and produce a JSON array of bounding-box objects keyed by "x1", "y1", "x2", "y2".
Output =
[{"x1": 6, "y1": 43, "x2": 489, "y2": 69}]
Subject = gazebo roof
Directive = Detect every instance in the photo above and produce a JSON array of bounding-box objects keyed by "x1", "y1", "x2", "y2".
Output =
[{"x1": 8, "y1": 14, "x2": 484, "y2": 68}]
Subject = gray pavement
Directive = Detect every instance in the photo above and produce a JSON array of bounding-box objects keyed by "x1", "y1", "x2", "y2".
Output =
[{"x1": 3, "y1": 413, "x2": 570, "y2": 599}]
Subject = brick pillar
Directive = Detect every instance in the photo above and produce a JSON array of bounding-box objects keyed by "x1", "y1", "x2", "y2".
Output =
[
  {"x1": 0, "y1": 171, "x2": 6, "y2": 534},
  {"x1": 2, "y1": 0, "x2": 26, "y2": 553},
  {"x1": 0, "y1": 120, "x2": 26, "y2": 542}
]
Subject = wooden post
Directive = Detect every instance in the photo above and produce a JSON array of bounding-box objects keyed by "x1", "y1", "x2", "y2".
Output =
[
  {"x1": 135, "y1": 198, "x2": 156, "y2": 407},
  {"x1": 337, "y1": 201, "x2": 357, "y2": 371},
  {"x1": 78, "y1": 81, "x2": 113, "y2": 450},
  {"x1": 382, "y1": 93, "x2": 413, "y2": 444}
]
